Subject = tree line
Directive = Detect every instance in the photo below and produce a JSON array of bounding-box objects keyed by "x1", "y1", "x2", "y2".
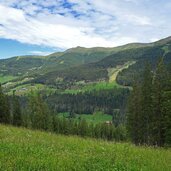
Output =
[
  {"x1": 47, "y1": 88, "x2": 129, "y2": 115},
  {"x1": 0, "y1": 87, "x2": 127, "y2": 142},
  {"x1": 0, "y1": 88, "x2": 22, "y2": 126},
  {"x1": 127, "y1": 58, "x2": 171, "y2": 146}
]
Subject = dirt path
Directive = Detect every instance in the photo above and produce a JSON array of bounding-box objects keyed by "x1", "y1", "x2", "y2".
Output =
[{"x1": 107, "y1": 61, "x2": 136, "y2": 83}]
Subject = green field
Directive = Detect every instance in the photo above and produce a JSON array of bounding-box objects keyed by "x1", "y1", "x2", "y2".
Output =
[
  {"x1": 58, "y1": 112, "x2": 112, "y2": 124},
  {"x1": 6, "y1": 83, "x2": 56, "y2": 95},
  {"x1": 0, "y1": 75, "x2": 17, "y2": 84},
  {"x1": 3, "y1": 78, "x2": 120, "y2": 95},
  {"x1": 0, "y1": 124, "x2": 171, "y2": 171},
  {"x1": 64, "y1": 81, "x2": 120, "y2": 94}
]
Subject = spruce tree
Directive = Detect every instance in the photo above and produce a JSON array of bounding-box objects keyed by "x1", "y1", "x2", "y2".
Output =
[
  {"x1": 127, "y1": 59, "x2": 171, "y2": 146},
  {"x1": 112, "y1": 109, "x2": 121, "y2": 127},
  {"x1": 0, "y1": 84, "x2": 10, "y2": 124},
  {"x1": 127, "y1": 83, "x2": 142, "y2": 145},
  {"x1": 163, "y1": 89, "x2": 171, "y2": 146},
  {"x1": 78, "y1": 119, "x2": 88, "y2": 137},
  {"x1": 28, "y1": 91, "x2": 51, "y2": 130},
  {"x1": 162, "y1": 67, "x2": 171, "y2": 146},
  {"x1": 141, "y1": 63, "x2": 153, "y2": 144},
  {"x1": 152, "y1": 58, "x2": 168, "y2": 146},
  {"x1": 12, "y1": 91, "x2": 22, "y2": 126}
]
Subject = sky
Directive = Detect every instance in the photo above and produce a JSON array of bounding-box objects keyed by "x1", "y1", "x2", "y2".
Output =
[{"x1": 0, "y1": 0, "x2": 171, "y2": 58}]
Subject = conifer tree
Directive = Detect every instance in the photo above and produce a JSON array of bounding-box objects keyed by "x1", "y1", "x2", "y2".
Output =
[
  {"x1": 112, "y1": 109, "x2": 121, "y2": 127},
  {"x1": 28, "y1": 91, "x2": 51, "y2": 130},
  {"x1": 162, "y1": 66, "x2": 171, "y2": 146},
  {"x1": 0, "y1": 84, "x2": 10, "y2": 124},
  {"x1": 78, "y1": 119, "x2": 88, "y2": 137},
  {"x1": 12, "y1": 91, "x2": 22, "y2": 126},
  {"x1": 163, "y1": 89, "x2": 171, "y2": 146},
  {"x1": 152, "y1": 58, "x2": 168, "y2": 146},
  {"x1": 141, "y1": 63, "x2": 153, "y2": 144},
  {"x1": 127, "y1": 83, "x2": 142, "y2": 145},
  {"x1": 52, "y1": 115, "x2": 60, "y2": 133},
  {"x1": 127, "y1": 59, "x2": 171, "y2": 146}
]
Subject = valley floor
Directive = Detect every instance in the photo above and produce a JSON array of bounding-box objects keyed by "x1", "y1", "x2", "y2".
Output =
[{"x1": 0, "y1": 124, "x2": 171, "y2": 171}]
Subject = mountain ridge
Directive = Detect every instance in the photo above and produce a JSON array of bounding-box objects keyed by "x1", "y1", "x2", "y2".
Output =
[{"x1": 1, "y1": 36, "x2": 171, "y2": 93}]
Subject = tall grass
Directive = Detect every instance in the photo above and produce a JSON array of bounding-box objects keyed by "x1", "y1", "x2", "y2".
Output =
[
  {"x1": 0, "y1": 124, "x2": 171, "y2": 171},
  {"x1": 58, "y1": 111, "x2": 112, "y2": 124}
]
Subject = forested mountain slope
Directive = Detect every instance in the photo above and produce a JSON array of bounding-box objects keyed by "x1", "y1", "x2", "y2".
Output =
[
  {"x1": 32, "y1": 37, "x2": 171, "y2": 86},
  {"x1": 0, "y1": 44, "x2": 144, "y2": 77},
  {"x1": 1, "y1": 36, "x2": 171, "y2": 91}
]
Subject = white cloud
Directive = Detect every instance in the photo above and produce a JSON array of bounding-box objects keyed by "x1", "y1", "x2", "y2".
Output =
[
  {"x1": 123, "y1": 14, "x2": 151, "y2": 26},
  {"x1": 0, "y1": 5, "x2": 115, "y2": 48},
  {"x1": 0, "y1": 0, "x2": 171, "y2": 49},
  {"x1": 29, "y1": 51, "x2": 53, "y2": 56}
]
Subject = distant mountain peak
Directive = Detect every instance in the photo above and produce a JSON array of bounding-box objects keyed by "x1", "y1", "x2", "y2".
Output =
[
  {"x1": 65, "y1": 46, "x2": 86, "y2": 53},
  {"x1": 154, "y1": 36, "x2": 171, "y2": 45}
]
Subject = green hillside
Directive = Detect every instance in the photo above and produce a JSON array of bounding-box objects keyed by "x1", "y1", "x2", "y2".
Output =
[
  {"x1": 0, "y1": 40, "x2": 154, "y2": 82},
  {"x1": 1, "y1": 36, "x2": 171, "y2": 97},
  {"x1": 0, "y1": 45, "x2": 134, "y2": 91},
  {"x1": 0, "y1": 124, "x2": 171, "y2": 171},
  {"x1": 29, "y1": 37, "x2": 171, "y2": 87},
  {"x1": 0, "y1": 45, "x2": 130, "y2": 77}
]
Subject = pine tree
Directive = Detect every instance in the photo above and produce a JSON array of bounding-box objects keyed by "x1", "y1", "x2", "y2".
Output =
[
  {"x1": 0, "y1": 84, "x2": 10, "y2": 124},
  {"x1": 141, "y1": 63, "x2": 153, "y2": 144},
  {"x1": 163, "y1": 89, "x2": 171, "y2": 146},
  {"x1": 69, "y1": 108, "x2": 75, "y2": 118},
  {"x1": 152, "y1": 58, "x2": 168, "y2": 146},
  {"x1": 112, "y1": 109, "x2": 121, "y2": 127},
  {"x1": 52, "y1": 115, "x2": 60, "y2": 133},
  {"x1": 28, "y1": 91, "x2": 51, "y2": 130},
  {"x1": 162, "y1": 68, "x2": 171, "y2": 146},
  {"x1": 78, "y1": 119, "x2": 88, "y2": 137},
  {"x1": 12, "y1": 91, "x2": 22, "y2": 126},
  {"x1": 127, "y1": 83, "x2": 142, "y2": 145},
  {"x1": 115, "y1": 124, "x2": 127, "y2": 141},
  {"x1": 127, "y1": 59, "x2": 171, "y2": 146},
  {"x1": 94, "y1": 123, "x2": 101, "y2": 139}
]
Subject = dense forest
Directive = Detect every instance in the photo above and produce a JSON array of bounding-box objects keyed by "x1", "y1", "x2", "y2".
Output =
[
  {"x1": 0, "y1": 86, "x2": 127, "y2": 142},
  {"x1": 1, "y1": 37, "x2": 171, "y2": 96},
  {"x1": 1, "y1": 57, "x2": 171, "y2": 147},
  {"x1": 46, "y1": 88, "x2": 129, "y2": 114},
  {"x1": 127, "y1": 58, "x2": 171, "y2": 146},
  {"x1": 31, "y1": 44, "x2": 171, "y2": 86}
]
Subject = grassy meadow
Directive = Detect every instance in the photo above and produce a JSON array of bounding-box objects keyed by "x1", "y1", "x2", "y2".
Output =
[
  {"x1": 58, "y1": 111, "x2": 113, "y2": 124},
  {"x1": 0, "y1": 124, "x2": 171, "y2": 171},
  {"x1": 64, "y1": 81, "x2": 120, "y2": 94},
  {"x1": 0, "y1": 75, "x2": 17, "y2": 84}
]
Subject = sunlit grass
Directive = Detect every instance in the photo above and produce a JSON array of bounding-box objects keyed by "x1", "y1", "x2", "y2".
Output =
[
  {"x1": 7, "y1": 83, "x2": 56, "y2": 95},
  {"x1": 0, "y1": 124, "x2": 171, "y2": 171},
  {"x1": 64, "y1": 81, "x2": 120, "y2": 94},
  {"x1": 58, "y1": 111, "x2": 112, "y2": 124},
  {"x1": 0, "y1": 75, "x2": 17, "y2": 84}
]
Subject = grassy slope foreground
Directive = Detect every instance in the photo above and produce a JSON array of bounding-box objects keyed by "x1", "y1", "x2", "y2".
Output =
[{"x1": 0, "y1": 125, "x2": 171, "y2": 171}]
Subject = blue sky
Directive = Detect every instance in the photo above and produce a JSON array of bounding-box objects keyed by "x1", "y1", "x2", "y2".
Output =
[
  {"x1": 0, "y1": 39, "x2": 60, "y2": 58},
  {"x1": 0, "y1": 0, "x2": 171, "y2": 58}
]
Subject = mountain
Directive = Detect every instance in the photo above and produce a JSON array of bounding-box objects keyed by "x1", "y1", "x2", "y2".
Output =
[
  {"x1": 0, "y1": 42, "x2": 151, "y2": 77},
  {"x1": 0, "y1": 46, "x2": 120, "y2": 77},
  {"x1": 30, "y1": 36, "x2": 171, "y2": 86},
  {"x1": 1, "y1": 36, "x2": 171, "y2": 92}
]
